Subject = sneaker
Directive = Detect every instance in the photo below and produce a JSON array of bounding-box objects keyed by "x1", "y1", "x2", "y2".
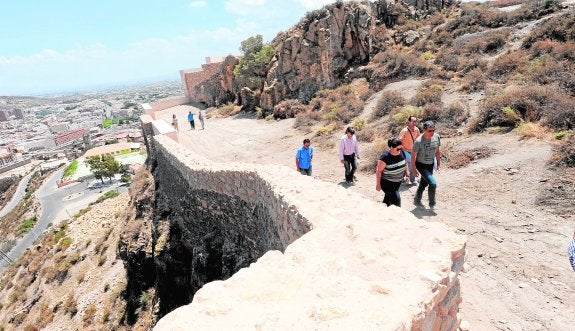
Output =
[
  {"x1": 353, "y1": 176, "x2": 358, "y2": 182},
  {"x1": 414, "y1": 199, "x2": 424, "y2": 207},
  {"x1": 429, "y1": 204, "x2": 436, "y2": 210}
]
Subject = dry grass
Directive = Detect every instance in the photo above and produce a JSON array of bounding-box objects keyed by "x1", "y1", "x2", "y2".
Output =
[
  {"x1": 549, "y1": 134, "x2": 575, "y2": 167},
  {"x1": 459, "y1": 68, "x2": 487, "y2": 92},
  {"x1": 372, "y1": 91, "x2": 406, "y2": 120},
  {"x1": 471, "y1": 85, "x2": 575, "y2": 132},
  {"x1": 83, "y1": 303, "x2": 97, "y2": 326},
  {"x1": 294, "y1": 81, "x2": 368, "y2": 136},
  {"x1": 370, "y1": 49, "x2": 433, "y2": 84},
  {"x1": 446, "y1": 146, "x2": 494, "y2": 169},
  {"x1": 273, "y1": 99, "x2": 308, "y2": 119},
  {"x1": 360, "y1": 138, "x2": 389, "y2": 173},
  {"x1": 523, "y1": 10, "x2": 575, "y2": 48}
]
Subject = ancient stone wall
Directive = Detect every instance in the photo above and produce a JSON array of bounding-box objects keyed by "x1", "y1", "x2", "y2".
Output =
[
  {"x1": 137, "y1": 114, "x2": 467, "y2": 330},
  {"x1": 181, "y1": 58, "x2": 235, "y2": 103}
]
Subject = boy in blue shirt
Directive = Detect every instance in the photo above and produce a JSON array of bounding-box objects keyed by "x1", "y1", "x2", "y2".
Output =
[{"x1": 295, "y1": 139, "x2": 313, "y2": 176}]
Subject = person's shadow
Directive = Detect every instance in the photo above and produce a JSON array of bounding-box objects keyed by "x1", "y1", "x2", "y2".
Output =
[
  {"x1": 338, "y1": 180, "x2": 353, "y2": 188},
  {"x1": 410, "y1": 207, "x2": 437, "y2": 218}
]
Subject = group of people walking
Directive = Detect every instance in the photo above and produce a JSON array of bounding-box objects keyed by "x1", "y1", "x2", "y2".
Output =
[
  {"x1": 171, "y1": 110, "x2": 205, "y2": 131},
  {"x1": 294, "y1": 116, "x2": 441, "y2": 210}
]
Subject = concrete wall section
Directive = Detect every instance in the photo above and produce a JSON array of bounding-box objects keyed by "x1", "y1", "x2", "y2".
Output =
[{"x1": 146, "y1": 130, "x2": 467, "y2": 330}]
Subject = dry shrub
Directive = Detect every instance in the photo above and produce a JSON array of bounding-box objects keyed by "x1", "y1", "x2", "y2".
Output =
[
  {"x1": 411, "y1": 80, "x2": 445, "y2": 106},
  {"x1": 83, "y1": 303, "x2": 97, "y2": 326},
  {"x1": 549, "y1": 134, "x2": 575, "y2": 167},
  {"x1": 423, "y1": 103, "x2": 442, "y2": 122},
  {"x1": 454, "y1": 28, "x2": 512, "y2": 55},
  {"x1": 472, "y1": 85, "x2": 575, "y2": 132},
  {"x1": 63, "y1": 294, "x2": 78, "y2": 316},
  {"x1": 489, "y1": 50, "x2": 529, "y2": 82},
  {"x1": 273, "y1": 99, "x2": 307, "y2": 119},
  {"x1": 372, "y1": 91, "x2": 406, "y2": 120},
  {"x1": 350, "y1": 78, "x2": 374, "y2": 101},
  {"x1": 447, "y1": 146, "x2": 494, "y2": 169},
  {"x1": 36, "y1": 302, "x2": 54, "y2": 329},
  {"x1": 435, "y1": 49, "x2": 459, "y2": 72},
  {"x1": 441, "y1": 101, "x2": 470, "y2": 128},
  {"x1": 216, "y1": 102, "x2": 241, "y2": 117},
  {"x1": 294, "y1": 109, "x2": 322, "y2": 128},
  {"x1": 447, "y1": 0, "x2": 560, "y2": 33},
  {"x1": 371, "y1": 49, "x2": 432, "y2": 81},
  {"x1": 523, "y1": 10, "x2": 575, "y2": 48},
  {"x1": 460, "y1": 68, "x2": 487, "y2": 92},
  {"x1": 360, "y1": 139, "x2": 389, "y2": 173},
  {"x1": 525, "y1": 55, "x2": 575, "y2": 96},
  {"x1": 515, "y1": 122, "x2": 551, "y2": 139},
  {"x1": 296, "y1": 83, "x2": 367, "y2": 132},
  {"x1": 531, "y1": 40, "x2": 575, "y2": 61}
]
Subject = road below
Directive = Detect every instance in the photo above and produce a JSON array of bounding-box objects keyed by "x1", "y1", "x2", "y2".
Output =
[
  {"x1": 0, "y1": 169, "x2": 36, "y2": 218},
  {"x1": 0, "y1": 169, "x2": 126, "y2": 272}
]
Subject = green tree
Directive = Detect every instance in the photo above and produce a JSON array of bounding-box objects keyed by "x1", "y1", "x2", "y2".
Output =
[
  {"x1": 86, "y1": 154, "x2": 122, "y2": 183},
  {"x1": 234, "y1": 34, "x2": 275, "y2": 91}
]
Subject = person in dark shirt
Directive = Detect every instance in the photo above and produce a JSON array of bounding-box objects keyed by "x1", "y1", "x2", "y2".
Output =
[{"x1": 376, "y1": 138, "x2": 410, "y2": 207}]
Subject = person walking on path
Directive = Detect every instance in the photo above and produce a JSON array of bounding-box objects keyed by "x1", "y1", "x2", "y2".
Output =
[
  {"x1": 198, "y1": 110, "x2": 205, "y2": 129},
  {"x1": 171, "y1": 114, "x2": 179, "y2": 131},
  {"x1": 412, "y1": 120, "x2": 441, "y2": 209},
  {"x1": 295, "y1": 138, "x2": 314, "y2": 176},
  {"x1": 187, "y1": 111, "x2": 195, "y2": 130},
  {"x1": 339, "y1": 127, "x2": 360, "y2": 184},
  {"x1": 569, "y1": 228, "x2": 575, "y2": 271},
  {"x1": 398, "y1": 115, "x2": 420, "y2": 184},
  {"x1": 376, "y1": 138, "x2": 410, "y2": 207}
]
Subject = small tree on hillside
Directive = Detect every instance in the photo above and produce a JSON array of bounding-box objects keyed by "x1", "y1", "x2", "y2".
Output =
[
  {"x1": 86, "y1": 154, "x2": 122, "y2": 183},
  {"x1": 234, "y1": 34, "x2": 275, "y2": 91}
]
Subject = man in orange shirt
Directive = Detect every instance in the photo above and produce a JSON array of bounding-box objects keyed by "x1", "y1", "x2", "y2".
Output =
[{"x1": 398, "y1": 115, "x2": 420, "y2": 184}]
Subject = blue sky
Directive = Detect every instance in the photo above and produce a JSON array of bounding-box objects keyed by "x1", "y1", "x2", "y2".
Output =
[{"x1": 0, "y1": 0, "x2": 338, "y2": 96}]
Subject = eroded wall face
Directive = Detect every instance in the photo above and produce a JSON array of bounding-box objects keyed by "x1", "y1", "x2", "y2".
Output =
[{"x1": 150, "y1": 149, "x2": 308, "y2": 317}]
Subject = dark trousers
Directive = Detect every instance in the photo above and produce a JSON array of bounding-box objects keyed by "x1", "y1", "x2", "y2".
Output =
[
  {"x1": 415, "y1": 161, "x2": 437, "y2": 206},
  {"x1": 381, "y1": 179, "x2": 402, "y2": 207},
  {"x1": 343, "y1": 153, "x2": 357, "y2": 182},
  {"x1": 189, "y1": 120, "x2": 195, "y2": 129}
]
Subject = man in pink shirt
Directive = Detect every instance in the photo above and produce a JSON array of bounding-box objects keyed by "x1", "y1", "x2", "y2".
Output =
[{"x1": 339, "y1": 127, "x2": 360, "y2": 184}]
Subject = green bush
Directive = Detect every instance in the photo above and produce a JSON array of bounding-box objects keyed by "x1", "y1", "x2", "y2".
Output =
[
  {"x1": 17, "y1": 216, "x2": 37, "y2": 235},
  {"x1": 64, "y1": 160, "x2": 78, "y2": 177}
]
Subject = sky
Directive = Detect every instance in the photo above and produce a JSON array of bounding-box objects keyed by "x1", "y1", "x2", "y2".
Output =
[{"x1": 0, "y1": 0, "x2": 339, "y2": 96}]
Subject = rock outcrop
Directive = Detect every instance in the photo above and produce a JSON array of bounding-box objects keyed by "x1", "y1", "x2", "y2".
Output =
[
  {"x1": 189, "y1": 55, "x2": 239, "y2": 107},
  {"x1": 260, "y1": 0, "x2": 393, "y2": 110},
  {"x1": 184, "y1": 0, "x2": 456, "y2": 111}
]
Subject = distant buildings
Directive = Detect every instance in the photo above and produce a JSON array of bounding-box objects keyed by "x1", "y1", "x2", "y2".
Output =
[
  {"x1": 83, "y1": 142, "x2": 141, "y2": 158},
  {"x1": 53, "y1": 128, "x2": 89, "y2": 146},
  {"x1": 49, "y1": 122, "x2": 70, "y2": 134}
]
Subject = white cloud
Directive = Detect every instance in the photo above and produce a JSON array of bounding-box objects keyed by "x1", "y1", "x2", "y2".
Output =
[
  {"x1": 297, "y1": 0, "x2": 336, "y2": 10},
  {"x1": 224, "y1": 0, "x2": 267, "y2": 15},
  {"x1": 188, "y1": 1, "x2": 208, "y2": 8}
]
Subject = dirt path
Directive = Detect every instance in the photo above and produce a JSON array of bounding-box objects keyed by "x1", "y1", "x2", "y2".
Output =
[{"x1": 157, "y1": 105, "x2": 574, "y2": 330}]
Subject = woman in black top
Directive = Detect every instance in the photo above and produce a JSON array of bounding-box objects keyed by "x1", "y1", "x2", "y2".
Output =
[{"x1": 375, "y1": 138, "x2": 410, "y2": 207}]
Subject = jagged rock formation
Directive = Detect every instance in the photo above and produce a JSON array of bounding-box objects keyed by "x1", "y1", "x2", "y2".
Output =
[
  {"x1": 188, "y1": 55, "x2": 239, "y2": 107},
  {"x1": 186, "y1": 0, "x2": 455, "y2": 111},
  {"x1": 260, "y1": 0, "x2": 393, "y2": 110}
]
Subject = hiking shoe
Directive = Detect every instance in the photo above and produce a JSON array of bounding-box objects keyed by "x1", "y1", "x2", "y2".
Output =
[{"x1": 414, "y1": 199, "x2": 424, "y2": 207}]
